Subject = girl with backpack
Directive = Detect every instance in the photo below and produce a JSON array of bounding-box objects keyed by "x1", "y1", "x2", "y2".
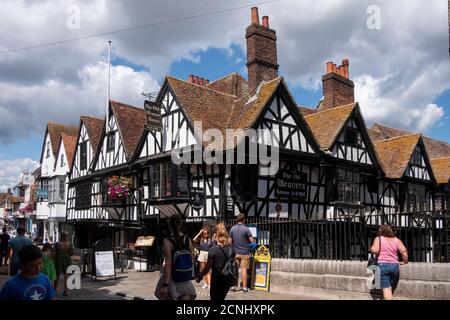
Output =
[
  {"x1": 196, "y1": 223, "x2": 237, "y2": 302},
  {"x1": 155, "y1": 214, "x2": 196, "y2": 300}
]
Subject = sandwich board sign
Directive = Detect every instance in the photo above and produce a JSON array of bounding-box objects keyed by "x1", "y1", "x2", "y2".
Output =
[
  {"x1": 251, "y1": 245, "x2": 271, "y2": 292},
  {"x1": 94, "y1": 251, "x2": 115, "y2": 277}
]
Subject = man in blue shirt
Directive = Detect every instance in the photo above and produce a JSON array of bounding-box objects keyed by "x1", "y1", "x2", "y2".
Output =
[
  {"x1": 0, "y1": 245, "x2": 55, "y2": 300},
  {"x1": 5, "y1": 227, "x2": 33, "y2": 276},
  {"x1": 230, "y1": 213, "x2": 254, "y2": 293}
]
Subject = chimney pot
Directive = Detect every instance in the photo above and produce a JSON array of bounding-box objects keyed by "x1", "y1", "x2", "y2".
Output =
[
  {"x1": 205, "y1": 79, "x2": 209, "y2": 85},
  {"x1": 262, "y1": 16, "x2": 269, "y2": 28},
  {"x1": 326, "y1": 62, "x2": 334, "y2": 74},
  {"x1": 251, "y1": 7, "x2": 260, "y2": 25},
  {"x1": 195, "y1": 76, "x2": 200, "y2": 85},
  {"x1": 188, "y1": 74, "x2": 194, "y2": 83},
  {"x1": 199, "y1": 78, "x2": 204, "y2": 86}
]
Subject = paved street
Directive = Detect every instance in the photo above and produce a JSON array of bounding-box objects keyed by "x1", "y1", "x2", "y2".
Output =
[{"x1": 0, "y1": 269, "x2": 319, "y2": 300}]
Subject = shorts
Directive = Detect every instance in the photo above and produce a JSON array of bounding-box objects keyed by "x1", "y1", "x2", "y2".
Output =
[
  {"x1": 379, "y1": 263, "x2": 400, "y2": 289},
  {"x1": 235, "y1": 254, "x2": 251, "y2": 269},
  {"x1": 154, "y1": 272, "x2": 196, "y2": 300},
  {"x1": 198, "y1": 251, "x2": 208, "y2": 263}
]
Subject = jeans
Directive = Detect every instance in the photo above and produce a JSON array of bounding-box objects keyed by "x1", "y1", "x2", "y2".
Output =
[{"x1": 379, "y1": 263, "x2": 399, "y2": 290}]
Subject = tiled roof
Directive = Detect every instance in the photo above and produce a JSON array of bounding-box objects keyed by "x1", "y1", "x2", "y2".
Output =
[
  {"x1": 110, "y1": 100, "x2": 146, "y2": 159},
  {"x1": 298, "y1": 107, "x2": 318, "y2": 116},
  {"x1": 371, "y1": 123, "x2": 450, "y2": 158},
  {"x1": 81, "y1": 116, "x2": 105, "y2": 155},
  {"x1": 47, "y1": 123, "x2": 78, "y2": 158},
  {"x1": 60, "y1": 133, "x2": 78, "y2": 169},
  {"x1": 374, "y1": 134, "x2": 421, "y2": 179},
  {"x1": 205, "y1": 73, "x2": 249, "y2": 98},
  {"x1": 430, "y1": 157, "x2": 450, "y2": 185},
  {"x1": 304, "y1": 103, "x2": 356, "y2": 150},
  {"x1": 166, "y1": 76, "x2": 283, "y2": 150}
]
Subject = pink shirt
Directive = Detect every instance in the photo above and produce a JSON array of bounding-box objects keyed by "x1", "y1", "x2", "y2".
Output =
[{"x1": 377, "y1": 236, "x2": 399, "y2": 263}]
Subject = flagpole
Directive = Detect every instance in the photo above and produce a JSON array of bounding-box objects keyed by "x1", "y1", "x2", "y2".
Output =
[{"x1": 106, "y1": 40, "x2": 112, "y2": 133}]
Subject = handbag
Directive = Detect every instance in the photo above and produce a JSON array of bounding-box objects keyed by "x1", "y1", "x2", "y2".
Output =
[{"x1": 367, "y1": 237, "x2": 381, "y2": 268}]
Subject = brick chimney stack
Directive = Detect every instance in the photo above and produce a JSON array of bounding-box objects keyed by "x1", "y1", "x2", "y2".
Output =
[
  {"x1": 187, "y1": 74, "x2": 209, "y2": 86},
  {"x1": 320, "y1": 59, "x2": 354, "y2": 111},
  {"x1": 246, "y1": 7, "x2": 279, "y2": 95}
]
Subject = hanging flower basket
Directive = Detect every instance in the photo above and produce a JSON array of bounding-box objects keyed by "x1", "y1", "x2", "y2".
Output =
[{"x1": 107, "y1": 176, "x2": 133, "y2": 201}]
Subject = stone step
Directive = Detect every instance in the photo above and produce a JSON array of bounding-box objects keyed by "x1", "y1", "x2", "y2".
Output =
[{"x1": 270, "y1": 271, "x2": 450, "y2": 300}]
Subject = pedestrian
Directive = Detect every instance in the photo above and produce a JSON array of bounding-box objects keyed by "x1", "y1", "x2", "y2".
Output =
[
  {"x1": 0, "y1": 228, "x2": 11, "y2": 266},
  {"x1": 155, "y1": 214, "x2": 196, "y2": 300},
  {"x1": 230, "y1": 213, "x2": 254, "y2": 293},
  {"x1": 193, "y1": 227, "x2": 213, "y2": 290},
  {"x1": 54, "y1": 231, "x2": 74, "y2": 296},
  {"x1": 0, "y1": 245, "x2": 55, "y2": 300},
  {"x1": 370, "y1": 224, "x2": 408, "y2": 300},
  {"x1": 196, "y1": 223, "x2": 236, "y2": 301},
  {"x1": 4, "y1": 227, "x2": 33, "y2": 277},
  {"x1": 41, "y1": 243, "x2": 57, "y2": 286}
]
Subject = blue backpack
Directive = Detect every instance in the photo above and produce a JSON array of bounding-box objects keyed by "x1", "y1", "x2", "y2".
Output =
[{"x1": 169, "y1": 236, "x2": 193, "y2": 283}]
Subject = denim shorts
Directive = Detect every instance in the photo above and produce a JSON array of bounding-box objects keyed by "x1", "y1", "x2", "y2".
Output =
[{"x1": 379, "y1": 263, "x2": 400, "y2": 289}]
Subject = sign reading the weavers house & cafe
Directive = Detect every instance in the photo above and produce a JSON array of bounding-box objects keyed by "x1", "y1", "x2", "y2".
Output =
[
  {"x1": 275, "y1": 168, "x2": 307, "y2": 200},
  {"x1": 144, "y1": 100, "x2": 162, "y2": 132}
]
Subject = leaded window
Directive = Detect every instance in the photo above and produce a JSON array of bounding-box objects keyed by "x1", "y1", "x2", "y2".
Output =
[
  {"x1": 148, "y1": 162, "x2": 189, "y2": 199},
  {"x1": 80, "y1": 142, "x2": 87, "y2": 170},
  {"x1": 407, "y1": 183, "x2": 426, "y2": 212},
  {"x1": 75, "y1": 183, "x2": 92, "y2": 208},
  {"x1": 337, "y1": 168, "x2": 360, "y2": 204}
]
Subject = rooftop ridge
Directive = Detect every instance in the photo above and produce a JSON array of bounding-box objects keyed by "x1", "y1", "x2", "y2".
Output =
[{"x1": 167, "y1": 76, "x2": 238, "y2": 98}]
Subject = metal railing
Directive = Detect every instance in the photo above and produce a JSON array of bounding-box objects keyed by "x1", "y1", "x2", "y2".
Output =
[{"x1": 221, "y1": 210, "x2": 450, "y2": 263}]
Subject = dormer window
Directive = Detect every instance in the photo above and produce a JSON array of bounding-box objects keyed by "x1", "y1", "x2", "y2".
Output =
[
  {"x1": 344, "y1": 128, "x2": 362, "y2": 147},
  {"x1": 107, "y1": 133, "x2": 115, "y2": 152},
  {"x1": 46, "y1": 142, "x2": 50, "y2": 158},
  {"x1": 80, "y1": 142, "x2": 87, "y2": 170},
  {"x1": 412, "y1": 146, "x2": 422, "y2": 165},
  {"x1": 60, "y1": 154, "x2": 64, "y2": 167}
]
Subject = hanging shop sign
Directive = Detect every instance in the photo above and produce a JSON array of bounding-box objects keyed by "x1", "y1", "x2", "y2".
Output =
[
  {"x1": 275, "y1": 169, "x2": 307, "y2": 200},
  {"x1": 36, "y1": 189, "x2": 48, "y2": 198},
  {"x1": 135, "y1": 236, "x2": 155, "y2": 247},
  {"x1": 190, "y1": 188, "x2": 205, "y2": 211},
  {"x1": 225, "y1": 195, "x2": 235, "y2": 216},
  {"x1": 251, "y1": 245, "x2": 271, "y2": 292},
  {"x1": 144, "y1": 100, "x2": 162, "y2": 132}
]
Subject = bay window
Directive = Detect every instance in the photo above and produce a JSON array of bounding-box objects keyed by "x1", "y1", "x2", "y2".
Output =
[
  {"x1": 148, "y1": 161, "x2": 189, "y2": 199},
  {"x1": 75, "y1": 183, "x2": 92, "y2": 209}
]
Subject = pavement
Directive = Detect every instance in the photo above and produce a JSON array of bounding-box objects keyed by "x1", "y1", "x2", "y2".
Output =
[{"x1": 0, "y1": 268, "x2": 319, "y2": 300}]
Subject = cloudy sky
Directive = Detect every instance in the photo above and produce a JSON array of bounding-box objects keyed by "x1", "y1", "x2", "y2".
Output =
[{"x1": 0, "y1": 0, "x2": 449, "y2": 191}]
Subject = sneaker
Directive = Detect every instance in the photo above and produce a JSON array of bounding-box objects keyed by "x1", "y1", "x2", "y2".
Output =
[{"x1": 242, "y1": 287, "x2": 249, "y2": 293}]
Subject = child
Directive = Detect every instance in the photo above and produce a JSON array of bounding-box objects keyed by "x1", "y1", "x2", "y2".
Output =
[
  {"x1": 42, "y1": 243, "x2": 57, "y2": 286},
  {"x1": 0, "y1": 245, "x2": 55, "y2": 300}
]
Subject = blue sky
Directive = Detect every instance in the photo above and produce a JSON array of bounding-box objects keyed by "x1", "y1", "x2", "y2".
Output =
[{"x1": 2, "y1": 45, "x2": 447, "y2": 162}]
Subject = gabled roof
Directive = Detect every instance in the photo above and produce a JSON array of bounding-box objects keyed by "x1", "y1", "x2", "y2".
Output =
[
  {"x1": 298, "y1": 107, "x2": 318, "y2": 116},
  {"x1": 205, "y1": 73, "x2": 249, "y2": 98},
  {"x1": 430, "y1": 157, "x2": 450, "y2": 185},
  {"x1": 56, "y1": 133, "x2": 78, "y2": 170},
  {"x1": 110, "y1": 100, "x2": 146, "y2": 159},
  {"x1": 164, "y1": 76, "x2": 308, "y2": 151},
  {"x1": 374, "y1": 134, "x2": 422, "y2": 179},
  {"x1": 81, "y1": 116, "x2": 104, "y2": 155},
  {"x1": 370, "y1": 123, "x2": 450, "y2": 159},
  {"x1": 304, "y1": 103, "x2": 356, "y2": 150},
  {"x1": 40, "y1": 123, "x2": 78, "y2": 163}
]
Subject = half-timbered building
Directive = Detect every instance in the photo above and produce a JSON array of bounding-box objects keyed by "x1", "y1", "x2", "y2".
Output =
[
  {"x1": 67, "y1": 102, "x2": 145, "y2": 248},
  {"x1": 36, "y1": 122, "x2": 78, "y2": 242}
]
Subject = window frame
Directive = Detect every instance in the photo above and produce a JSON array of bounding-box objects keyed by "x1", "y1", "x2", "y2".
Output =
[
  {"x1": 106, "y1": 132, "x2": 115, "y2": 153},
  {"x1": 344, "y1": 127, "x2": 362, "y2": 148},
  {"x1": 148, "y1": 161, "x2": 189, "y2": 199},
  {"x1": 80, "y1": 142, "x2": 88, "y2": 171},
  {"x1": 75, "y1": 182, "x2": 92, "y2": 209},
  {"x1": 60, "y1": 154, "x2": 65, "y2": 167},
  {"x1": 336, "y1": 167, "x2": 360, "y2": 205}
]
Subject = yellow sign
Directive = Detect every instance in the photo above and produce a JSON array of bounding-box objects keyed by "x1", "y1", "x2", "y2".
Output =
[
  {"x1": 251, "y1": 245, "x2": 271, "y2": 292},
  {"x1": 135, "y1": 236, "x2": 155, "y2": 247}
]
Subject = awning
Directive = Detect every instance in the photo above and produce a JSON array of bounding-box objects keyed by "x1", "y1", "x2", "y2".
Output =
[{"x1": 151, "y1": 203, "x2": 190, "y2": 219}]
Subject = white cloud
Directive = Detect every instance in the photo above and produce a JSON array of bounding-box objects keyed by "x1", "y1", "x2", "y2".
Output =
[
  {"x1": 0, "y1": 0, "x2": 448, "y2": 143},
  {"x1": 0, "y1": 158, "x2": 38, "y2": 192}
]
